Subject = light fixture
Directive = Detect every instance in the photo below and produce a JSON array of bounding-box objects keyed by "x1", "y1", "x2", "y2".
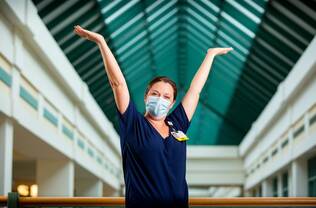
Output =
[
  {"x1": 17, "y1": 185, "x2": 29, "y2": 196},
  {"x1": 30, "y1": 184, "x2": 38, "y2": 197}
]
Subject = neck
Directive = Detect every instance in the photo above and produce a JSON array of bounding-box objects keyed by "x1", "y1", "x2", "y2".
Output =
[{"x1": 144, "y1": 112, "x2": 165, "y2": 127}]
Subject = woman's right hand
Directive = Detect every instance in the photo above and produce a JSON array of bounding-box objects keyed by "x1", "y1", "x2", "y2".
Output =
[
  {"x1": 74, "y1": 25, "x2": 104, "y2": 44},
  {"x1": 74, "y1": 26, "x2": 130, "y2": 115},
  {"x1": 207, "y1": 47, "x2": 233, "y2": 56}
]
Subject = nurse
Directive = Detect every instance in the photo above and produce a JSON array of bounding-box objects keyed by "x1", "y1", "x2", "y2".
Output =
[{"x1": 74, "y1": 25, "x2": 232, "y2": 208}]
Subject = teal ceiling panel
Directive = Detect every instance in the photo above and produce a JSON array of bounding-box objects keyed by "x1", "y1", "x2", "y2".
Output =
[{"x1": 32, "y1": 0, "x2": 316, "y2": 145}]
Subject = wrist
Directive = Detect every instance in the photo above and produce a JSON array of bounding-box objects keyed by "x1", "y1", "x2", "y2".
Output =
[
  {"x1": 206, "y1": 50, "x2": 216, "y2": 57},
  {"x1": 97, "y1": 37, "x2": 106, "y2": 45}
]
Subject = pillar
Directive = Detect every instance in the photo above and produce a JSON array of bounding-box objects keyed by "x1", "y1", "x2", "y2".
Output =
[
  {"x1": 290, "y1": 158, "x2": 308, "y2": 196},
  {"x1": 0, "y1": 118, "x2": 14, "y2": 195},
  {"x1": 36, "y1": 159, "x2": 74, "y2": 196},
  {"x1": 277, "y1": 173, "x2": 282, "y2": 197},
  {"x1": 261, "y1": 179, "x2": 273, "y2": 197}
]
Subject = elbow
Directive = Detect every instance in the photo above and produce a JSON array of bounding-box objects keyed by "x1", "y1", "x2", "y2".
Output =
[
  {"x1": 110, "y1": 79, "x2": 125, "y2": 88},
  {"x1": 188, "y1": 87, "x2": 201, "y2": 97}
]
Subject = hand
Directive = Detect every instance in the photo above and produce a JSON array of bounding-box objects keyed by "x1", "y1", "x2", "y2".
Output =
[
  {"x1": 73, "y1": 25, "x2": 104, "y2": 44},
  {"x1": 207, "y1": 47, "x2": 233, "y2": 56}
]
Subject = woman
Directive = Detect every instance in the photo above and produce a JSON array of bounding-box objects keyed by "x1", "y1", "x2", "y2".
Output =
[{"x1": 74, "y1": 25, "x2": 232, "y2": 208}]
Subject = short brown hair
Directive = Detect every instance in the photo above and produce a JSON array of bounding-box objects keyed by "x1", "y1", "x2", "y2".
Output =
[{"x1": 145, "y1": 76, "x2": 177, "y2": 101}]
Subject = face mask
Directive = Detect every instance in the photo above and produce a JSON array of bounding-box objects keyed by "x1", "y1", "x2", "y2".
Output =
[{"x1": 145, "y1": 95, "x2": 171, "y2": 119}]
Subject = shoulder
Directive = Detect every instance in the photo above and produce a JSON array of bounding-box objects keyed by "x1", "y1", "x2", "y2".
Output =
[
  {"x1": 116, "y1": 98, "x2": 142, "y2": 125},
  {"x1": 167, "y1": 101, "x2": 191, "y2": 133},
  {"x1": 116, "y1": 99, "x2": 147, "y2": 147}
]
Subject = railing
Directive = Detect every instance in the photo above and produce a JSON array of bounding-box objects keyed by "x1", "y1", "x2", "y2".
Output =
[{"x1": 0, "y1": 193, "x2": 316, "y2": 207}]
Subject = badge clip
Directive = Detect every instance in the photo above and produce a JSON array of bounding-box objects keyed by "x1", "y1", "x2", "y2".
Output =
[
  {"x1": 171, "y1": 130, "x2": 189, "y2": 141},
  {"x1": 166, "y1": 120, "x2": 189, "y2": 142}
]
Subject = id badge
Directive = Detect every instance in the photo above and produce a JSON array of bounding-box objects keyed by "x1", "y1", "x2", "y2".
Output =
[{"x1": 171, "y1": 130, "x2": 189, "y2": 141}]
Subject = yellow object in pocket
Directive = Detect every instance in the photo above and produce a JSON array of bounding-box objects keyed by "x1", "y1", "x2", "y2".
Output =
[
  {"x1": 175, "y1": 136, "x2": 189, "y2": 141},
  {"x1": 171, "y1": 130, "x2": 189, "y2": 142}
]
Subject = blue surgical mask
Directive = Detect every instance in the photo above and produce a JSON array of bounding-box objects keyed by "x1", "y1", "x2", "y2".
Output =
[{"x1": 145, "y1": 95, "x2": 171, "y2": 119}]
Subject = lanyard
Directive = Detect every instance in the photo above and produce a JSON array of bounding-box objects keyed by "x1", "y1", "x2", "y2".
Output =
[
  {"x1": 166, "y1": 120, "x2": 177, "y2": 133},
  {"x1": 166, "y1": 120, "x2": 189, "y2": 141}
]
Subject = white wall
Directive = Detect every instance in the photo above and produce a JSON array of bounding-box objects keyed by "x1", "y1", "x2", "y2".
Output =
[
  {"x1": 0, "y1": 0, "x2": 124, "y2": 191},
  {"x1": 240, "y1": 36, "x2": 316, "y2": 191},
  {"x1": 186, "y1": 146, "x2": 244, "y2": 186}
]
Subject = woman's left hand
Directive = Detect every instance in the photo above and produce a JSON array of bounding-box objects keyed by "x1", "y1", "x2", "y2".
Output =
[
  {"x1": 74, "y1": 25, "x2": 105, "y2": 44},
  {"x1": 207, "y1": 47, "x2": 233, "y2": 56}
]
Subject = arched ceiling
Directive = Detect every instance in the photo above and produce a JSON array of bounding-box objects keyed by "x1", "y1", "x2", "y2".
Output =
[{"x1": 32, "y1": 0, "x2": 316, "y2": 145}]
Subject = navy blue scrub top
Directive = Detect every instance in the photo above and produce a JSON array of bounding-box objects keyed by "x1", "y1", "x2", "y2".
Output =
[{"x1": 116, "y1": 99, "x2": 191, "y2": 208}]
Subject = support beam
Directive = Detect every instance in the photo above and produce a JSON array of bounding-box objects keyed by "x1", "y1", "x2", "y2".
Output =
[
  {"x1": 261, "y1": 179, "x2": 273, "y2": 197},
  {"x1": 36, "y1": 159, "x2": 74, "y2": 196},
  {"x1": 290, "y1": 158, "x2": 308, "y2": 196},
  {"x1": 277, "y1": 173, "x2": 283, "y2": 197},
  {"x1": 0, "y1": 118, "x2": 14, "y2": 195}
]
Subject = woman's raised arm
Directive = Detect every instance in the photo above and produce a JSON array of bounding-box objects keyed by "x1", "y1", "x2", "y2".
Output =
[
  {"x1": 74, "y1": 25, "x2": 129, "y2": 114},
  {"x1": 181, "y1": 47, "x2": 233, "y2": 121}
]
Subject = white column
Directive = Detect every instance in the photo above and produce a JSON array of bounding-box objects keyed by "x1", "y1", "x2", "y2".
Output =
[
  {"x1": 0, "y1": 118, "x2": 14, "y2": 195},
  {"x1": 36, "y1": 159, "x2": 74, "y2": 196},
  {"x1": 290, "y1": 158, "x2": 308, "y2": 196},
  {"x1": 75, "y1": 178, "x2": 103, "y2": 197},
  {"x1": 277, "y1": 173, "x2": 282, "y2": 197},
  {"x1": 261, "y1": 179, "x2": 273, "y2": 197}
]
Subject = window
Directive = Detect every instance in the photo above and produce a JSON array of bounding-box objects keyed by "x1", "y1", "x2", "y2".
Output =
[
  {"x1": 293, "y1": 125, "x2": 304, "y2": 138},
  {"x1": 258, "y1": 184, "x2": 262, "y2": 197},
  {"x1": 308, "y1": 156, "x2": 316, "y2": 196},
  {"x1": 309, "y1": 113, "x2": 316, "y2": 126},
  {"x1": 253, "y1": 184, "x2": 262, "y2": 197},
  {"x1": 263, "y1": 156, "x2": 269, "y2": 163},
  {"x1": 281, "y1": 138, "x2": 289, "y2": 148},
  {"x1": 282, "y1": 171, "x2": 288, "y2": 196},
  {"x1": 272, "y1": 177, "x2": 278, "y2": 197},
  {"x1": 252, "y1": 188, "x2": 257, "y2": 197}
]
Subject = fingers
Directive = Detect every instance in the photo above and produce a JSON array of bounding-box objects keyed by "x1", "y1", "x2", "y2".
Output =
[
  {"x1": 222, "y1": 47, "x2": 233, "y2": 52},
  {"x1": 73, "y1": 25, "x2": 81, "y2": 35},
  {"x1": 74, "y1": 25, "x2": 89, "y2": 39},
  {"x1": 219, "y1": 47, "x2": 233, "y2": 55},
  {"x1": 74, "y1": 25, "x2": 88, "y2": 34},
  {"x1": 223, "y1": 47, "x2": 233, "y2": 54},
  {"x1": 74, "y1": 25, "x2": 84, "y2": 34},
  {"x1": 74, "y1": 25, "x2": 84, "y2": 31}
]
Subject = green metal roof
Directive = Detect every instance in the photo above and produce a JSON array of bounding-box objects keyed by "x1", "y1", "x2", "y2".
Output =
[{"x1": 32, "y1": 0, "x2": 316, "y2": 145}]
